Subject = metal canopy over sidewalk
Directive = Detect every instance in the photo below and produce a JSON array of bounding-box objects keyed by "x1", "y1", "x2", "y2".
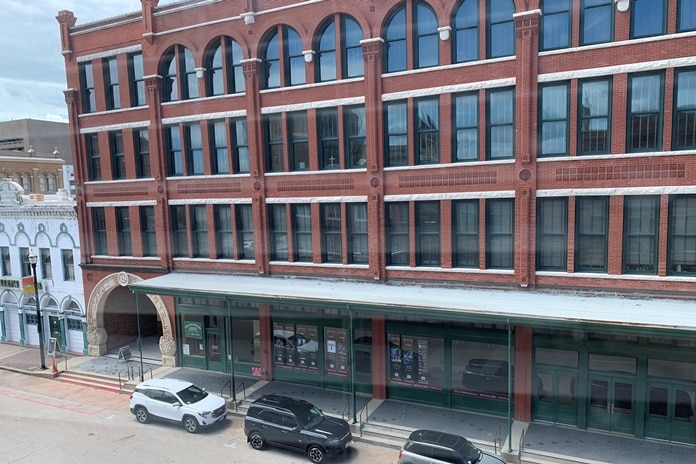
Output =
[{"x1": 129, "y1": 272, "x2": 696, "y2": 336}]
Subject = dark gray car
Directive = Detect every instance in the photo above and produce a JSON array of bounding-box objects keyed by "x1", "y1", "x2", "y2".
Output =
[
  {"x1": 397, "y1": 429, "x2": 505, "y2": 464},
  {"x1": 244, "y1": 394, "x2": 352, "y2": 463}
]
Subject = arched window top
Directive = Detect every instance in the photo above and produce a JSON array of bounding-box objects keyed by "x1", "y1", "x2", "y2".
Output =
[
  {"x1": 386, "y1": 7, "x2": 407, "y2": 41},
  {"x1": 205, "y1": 36, "x2": 245, "y2": 96},
  {"x1": 316, "y1": 15, "x2": 364, "y2": 82},
  {"x1": 319, "y1": 21, "x2": 335, "y2": 51},
  {"x1": 286, "y1": 28, "x2": 302, "y2": 56},
  {"x1": 417, "y1": 3, "x2": 438, "y2": 34},
  {"x1": 262, "y1": 26, "x2": 305, "y2": 89},
  {"x1": 265, "y1": 32, "x2": 280, "y2": 60},
  {"x1": 344, "y1": 17, "x2": 362, "y2": 46},
  {"x1": 455, "y1": 0, "x2": 478, "y2": 28},
  {"x1": 384, "y1": 2, "x2": 439, "y2": 72}
]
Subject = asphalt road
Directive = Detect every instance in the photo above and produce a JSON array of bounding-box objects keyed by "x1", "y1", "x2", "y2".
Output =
[{"x1": 0, "y1": 371, "x2": 398, "y2": 463}]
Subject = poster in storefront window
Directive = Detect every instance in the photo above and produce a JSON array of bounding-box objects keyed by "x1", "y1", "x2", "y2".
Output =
[
  {"x1": 418, "y1": 339, "x2": 429, "y2": 383},
  {"x1": 402, "y1": 337, "x2": 414, "y2": 382},
  {"x1": 326, "y1": 329, "x2": 336, "y2": 369},
  {"x1": 307, "y1": 326, "x2": 318, "y2": 368},
  {"x1": 297, "y1": 325, "x2": 308, "y2": 367},
  {"x1": 337, "y1": 330, "x2": 347, "y2": 371},
  {"x1": 389, "y1": 334, "x2": 402, "y2": 379},
  {"x1": 285, "y1": 324, "x2": 295, "y2": 365}
]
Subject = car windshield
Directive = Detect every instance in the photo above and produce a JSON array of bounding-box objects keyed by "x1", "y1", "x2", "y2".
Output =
[
  {"x1": 296, "y1": 404, "x2": 325, "y2": 429},
  {"x1": 176, "y1": 384, "x2": 208, "y2": 404}
]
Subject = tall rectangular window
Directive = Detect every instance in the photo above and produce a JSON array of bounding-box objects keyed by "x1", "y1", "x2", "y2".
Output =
[
  {"x1": 631, "y1": 0, "x2": 665, "y2": 39},
  {"x1": 293, "y1": 204, "x2": 312, "y2": 262},
  {"x1": 128, "y1": 52, "x2": 146, "y2": 107},
  {"x1": 581, "y1": 0, "x2": 613, "y2": 45},
  {"x1": 236, "y1": 204, "x2": 254, "y2": 260},
  {"x1": 541, "y1": 0, "x2": 571, "y2": 50},
  {"x1": 623, "y1": 196, "x2": 659, "y2": 274},
  {"x1": 186, "y1": 123, "x2": 204, "y2": 175},
  {"x1": 116, "y1": 207, "x2": 132, "y2": 256},
  {"x1": 575, "y1": 196, "x2": 608, "y2": 272},
  {"x1": 487, "y1": 89, "x2": 514, "y2": 160},
  {"x1": 140, "y1": 206, "x2": 157, "y2": 257},
  {"x1": 348, "y1": 203, "x2": 368, "y2": 264},
  {"x1": 487, "y1": 0, "x2": 515, "y2": 58},
  {"x1": 579, "y1": 78, "x2": 611, "y2": 155},
  {"x1": 673, "y1": 69, "x2": 696, "y2": 150},
  {"x1": 668, "y1": 195, "x2": 696, "y2": 275},
  {"x1": 103, "y1": 56, "x2": 120, "y2": 110},
  {"x1": 190, "y1": 205, "x2": 208, "y2": 258},
  {"x1": 171, "y1": 205, "x2": 188, "y2": 258},
  {"x1": 233, "y1": 119, "x2": 250, "y2": 173},
  {"x1": 345, "y1": 106, "x2": 366, "y2": 168},
  {"x1": 289, "y1": 112, "x2": 309, "y2": 171},
  {"x1": 61, "y1": 250, "x2": 75, "y2": 281},
  {"x1": 165, "y1": 125, "x2": 183, "y2": 176},
  {"x1": 486, "y1": 199, "x2": 514, "y2": 269},
  {"x1": 85, "y1": 133, "x2": 101, "y2": 181},
  {"x1": 210, "y1": 120, "x2": 229, "y2": 174},
  {"x1": 134, "y1": 129, "x2": 151, "y2": 178},
  {"x1": 679, "y1": 0, "x2": 696, "y2": 32},
  {"x1": 214, "y1": 205, "x2": 234, "y2": 259},
  {"x1": 386, "y1": 202, "x2": 409, "y2": 265},
  {"x1": 386, "y1": 101, "x2": 408, "y2": 166},
  {"x1": 318, "y1": 108, "x2": 340, "y2": 170},
  {"x1": 321, "y1": 203, "x2": 342, "y2": 263},
  {"x1": 19, "y1": 247, "x2": 30, "y2": 277},
  {"x1": 92, "y1": 207, "x2": 108, "y2": 255},
  {"x1": 416, "y1": 202, "x2": 440, "y2": 266},
  {"x1": 79, "y1": 61, "x2": 95, "y2": 113},
  {"x1": 40, "y1": 248, "x2": 52, "y2": 279},
  {"x1": 453, "y1": 93, "x2": 479, "y2": 162},
  {"x1": 265, "y1": 114, "x2": 284, "y2": 172},
  {"x1": 539, "y1": 83, "x2": 569, "y2": 157},
  {"x1": 453, "y1": 200, "x2": 479, "y2": 267},
  {"x1": 537, "y1": 198, "x2": 568, "y2": 270},
  {"x1": 628, "y1": 73, "x2": 663, "y2": 152},
  {"x1": 415, "y1": 98, "x2": 440, "y2": 164},
  {"x1": 0, "y1": 247, "x2": 10, "y2": 276},
  {"x1": 109, "y1": 130, "x2": 126, "y2": 180},
  {"x1": 269, "y1": 204, "x2": 288, "y2": 261}
]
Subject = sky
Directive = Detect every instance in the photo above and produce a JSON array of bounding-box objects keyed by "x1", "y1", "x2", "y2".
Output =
[{"x1": 0, "y1": 0, "x2": 176, "y2": 123}]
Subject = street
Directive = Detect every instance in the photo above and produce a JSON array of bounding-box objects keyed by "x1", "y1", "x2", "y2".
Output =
[{"x1": 0, "y1": 371, "x2": 397, "y2": 463}]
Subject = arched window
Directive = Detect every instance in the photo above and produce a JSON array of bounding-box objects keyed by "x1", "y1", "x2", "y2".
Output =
[
  {"x1": 39, "y1": 175, "x2": 47, "y2": 192},
  {"x1": 262, "y1": 26, "x2": 306, "y2": 89},
  {"x1": 161, "y1": 45, "x2": 198, "y2": 102},
  {"x1": 453, "y1": 0, "x2": 478, "y2": 63},
  {"x1": 384, "y1": 2, "x2": 440, "y2": 73},
  {"x1": 205, "y1": 36, "x2": 245, "y2": 97},
  {"x1": 316, "y1": 15, "x2": 364, "y2": 82},
  {"x1": 487, "y1": 0, "x2": 515, "y2": 58},
  {"x1": 21, "y1": 174, "x2": 30, "y2": 191}
]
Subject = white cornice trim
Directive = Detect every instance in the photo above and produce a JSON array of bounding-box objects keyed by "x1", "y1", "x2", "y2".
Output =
[
  {"x1": 386, "y1": 191, "x2": 515, "y2": 202},
  {"x1": 76, "y1": 44, "x2": 142, "y2": 62}
]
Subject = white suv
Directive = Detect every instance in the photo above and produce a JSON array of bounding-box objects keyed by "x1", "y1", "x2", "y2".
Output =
[{"x1": 129, "y1": 378, "x2": 227, "y2": 433}]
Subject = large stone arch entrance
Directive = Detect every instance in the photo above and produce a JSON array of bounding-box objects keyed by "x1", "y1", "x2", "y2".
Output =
[{"x1": 86, "y1": 272, "x2": 176, "y2": 367}]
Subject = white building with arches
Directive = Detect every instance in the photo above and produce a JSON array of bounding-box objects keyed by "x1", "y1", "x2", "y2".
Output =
[{"x1": 0, "y1": 179, "x2": 85, "y2": 355}]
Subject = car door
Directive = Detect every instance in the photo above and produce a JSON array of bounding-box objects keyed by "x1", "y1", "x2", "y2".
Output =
[{"x1": 280, "y1": 413, "x2": 305, "y2": 451}]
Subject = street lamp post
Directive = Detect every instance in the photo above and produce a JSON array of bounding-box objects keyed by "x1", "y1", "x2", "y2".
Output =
[{"x1": 27, "y1": 252, "x2": 46, "y2": 370}]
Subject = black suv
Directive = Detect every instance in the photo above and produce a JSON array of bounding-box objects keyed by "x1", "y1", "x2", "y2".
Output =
[{"x1": 244, "y1": 394, "x2": 352, "y2": 463}]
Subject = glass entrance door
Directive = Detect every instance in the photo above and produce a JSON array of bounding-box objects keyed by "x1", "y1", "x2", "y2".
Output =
[
  {"x1": 533, "y1": 368, "x2": 578, "y2": 426},
  {"x1": 588, "y1": 375, "x2": 635, "y2": 434},
  {"x1": 206, "y1": 328, "x2": 225, "y2": 372},
  {"x1": 646, "y1": 383, "x2": 696, "y2": 444}
]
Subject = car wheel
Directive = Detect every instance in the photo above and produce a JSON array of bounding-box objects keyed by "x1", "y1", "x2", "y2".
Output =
[
  {"x1": 182, "y1": 415, "x2": 200, "y2": 433},
  {"x1": 307, "y1": 445, "x2": 325, "y2": 463},
  {"x1": 248, "y1": 431, "x2": 265, "y2": 450},
  {"x1": 134, "y1": 406, "x2": 149, "y2": 424}
]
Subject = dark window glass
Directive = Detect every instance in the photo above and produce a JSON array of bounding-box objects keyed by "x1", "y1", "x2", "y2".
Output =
[
  {"x1": 385, "y1": 8, "x2": 407, "y2": 73},
  {"x1": 186, "y1": 123, "x2": 204, "y2": 175},
  {"x1": 628, "y1": 73, "x2": 663, "y2": 152},
  {"x1": 386, "y1": 101, "x2": 408, "y2": 166},
  {"x1": 537, "y1": 198, "x2": 568, "y2": 270},
  {"x1": 293, "y1": 204, "x2": 312, "y2": 262},
  {"x1": 321, "y1": 203, "x2": 342, "y2": 263},
  {"x1": 539, "y1": 83, "x2": 569, "y2": 157},
  {"x1": 673, "y1": 69, "x2": 696, "y2": 149},
  {"x1": 486, "y1": 198, "x2": 514, "y2": 269},
  {"x1": 318, "y1": 108, "x2": 339, "y2": 169},
  {"x1": 582, "y1": 0, "x2": 613, "y2": 45},
  {"x1": 415, "y1": 98, "x2": 440, "y2": 164},
  {"x1": 116, "y1": 206, "x2": 132, "y2": 256},
  {"x1": 668, "y1": 195, "x2": 696, "y2": 275},
  {"x1": 134, "y1": 129, "x2": 151, "y2": 178},
  {"x1": 109, "y1": 130, "x2": 126, "y2": 180},
  {"x1": 454, "y1": 93, "x2": 479, "y2": 161},
  {"x1": 487, "y1": 88, "x2": 514, "y2": 159},
  {"x1": 207, "y1": 39, "x2": 225, "y2": 96},
  {"x1": 210, "y1": 120, "x2": 229, "y2": 174},
  {"x1": 264, "y1": 32, "x2": 280, "y2": 89},
  {"x1": 541, "y1": 0, "x2": 571, "y2": 50},
  {"x1": 162, "y1": 49, "x2": 178, "y2": 102},
  {"x1": 346, "y1": 106, "x2": 366, "y2": 168},
  {"x1": 103, "y1": 56, "x2": 120, "y2": 110},
  {"x1": 233, "y1": 118, "x2": 249, "y2": 173},
  {"x1": 631, "y1": 0, "x2": 665, "y2": 39},
  {"x1": 205, "y1": 37, "x2": 244, "y2": 96},
  {"x1": 92, "y1": 207, "x2": 108, "y2": 255},
  {"x1": 85, "y1": 133, "x2": 101, "y2": 181},
  {"x1": 140, "y1": 206, "x2": 157, "y2": 257},
  {"x1": 289, "y1": 112, "x2": 309, "y2": 171},
  {"x1": 386, "y1": 202, "x2": 409, "y2": 266},
  {"x1": 287, "y1": 29, "x2": 305, "y2": 86},
  {"x1": 171, "y1": 205, "x2": 188, "y2": 258},
  {"x1": 575, "y1": 196, "x2": 608, "y2": 272},
  {"x1": 488, "y1": 0, "x2": 515, "y2": 58},
  {"x1": 453, "y1": 200, "x2": 479, "y2": 267},
  {"x1": 269, "y1": 204, "x2": 288, "y2": 261},
  {"x1": 416, "y1": 202, "x2": 440, "y2": 266},
  {"x1": 348, "y1": 203, "x2": 368, "y2": 264},
  {"x1": 62, "y1": 250, "x2": 75, "y2": 281},
  {"x1": 453, "y1": 0, "x2": 479, "y2": 63},
  {"x1": 317, "y1": 21, "x2": 337, "y2": 82},
  {"x1": 679, "y1": 0, "x2": 696, "y2": 32},
  {"x1": 237, "y1": 204, "x2": 254, "y2": 259},
  {"x1": 623, "y1": 196, "x2": 659, "y2": 274},
  {"x1": 191, "y1": 205, "x2": 208, "y2": 258},
  {"x1": 579, "y1": 78, "x2": 611, "y2": 155},
  {"x1": 1, "y1": 247, "x2": 11, "y2": 275},
  {"x1": 265, "y1": 114, "x2": 284, "y2": 172},
  {"x1": 344, "y1": 17, "x2": 364, "y2": 78},
  {"x1": 40, "y1": 248, "x2": 52, "y2": 280},
  {"x1": 165, "y1": 125, "x2": 183, "y2": 176},
  {"x1": 79, "y1": 61, "x2": 96, "y2": 113},
  {"x1": 416, "y1": 3, "x2": 439, "y2": 69},
  {"x1": 214, "y1": 205, "x2": 234, "y2": 259},
  {"x1": 128, "y1": 52, "x2": 146, "y2": 107}
]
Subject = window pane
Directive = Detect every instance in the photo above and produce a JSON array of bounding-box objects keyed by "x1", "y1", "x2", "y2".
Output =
[
  {"x1": 542, "y1": 0, "x2": 571, "y2": 50},
  {"x1": 575, "y1": 197, "x2": 608, "y2": 272},
  {"x1": 582, "y1": 1, "x2": 612, "y2": 45},
  {"x1": 579, "y1": 79, "x2": 611, "y2": 154},
  {"x1": 387, "y1": 203, "x2": 409, "y2": 265},
  {"x1": 623, "y1": 196, "x2": 659, "y2": 274},
  {"x1": 540, "y1": 84, "x2": 569, "y2": 156},
  {"x1": 632, "y1": 0, "x2": 665, "y2": 38},
  {"x1": 416, "y1": 99, "x2": 439, "y2": 164},
  {"x1": 486, "y1": 199, "x2": 514, "y2": 268},
  {"x1": 679, "y1": 0, "x2": 696, "y2": 31},
  {"x1": 537, "y1": 198, "x2": 568, "y2": 270},
  {"x1": 629, "y1": 74, "x2": 663, "y2": 151}
]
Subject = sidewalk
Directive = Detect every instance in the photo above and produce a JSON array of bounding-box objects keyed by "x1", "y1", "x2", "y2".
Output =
[{"x1": 2, "y1": 342, "x2": 695, "y2": 464}]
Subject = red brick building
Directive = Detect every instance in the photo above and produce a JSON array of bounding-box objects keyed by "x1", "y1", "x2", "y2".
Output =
[{"x1": 58, "y1": 0, "x2": 696, "y2": 446}]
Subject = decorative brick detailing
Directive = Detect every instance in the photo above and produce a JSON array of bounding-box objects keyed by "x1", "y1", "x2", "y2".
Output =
[
  {"x1": 93, "y1": 186, "x2": 148, "y2": 197},
  {"x1": 177, "y1": 182, "x2": 242, "y2": 194},
  {"x1": 555, "y1": 163, "x2": 685, "y2": 182},
  {"x1": 398, "y1": 171, "x2": 497, "y2": 188},
  {"x1": 276, "y1": 178, "x2": 354, "y2": 192}
]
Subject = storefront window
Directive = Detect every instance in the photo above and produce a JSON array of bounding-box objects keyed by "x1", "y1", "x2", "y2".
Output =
[
  {"x1": 324, "y1": 327, "x2": 349, "y2": 376},
  {"x1": 181, "y1": 315, "x2": 204, "y2": 358},
  {"x1": 272, "y1": 321, "x2": 319, "y2": 372},
  {"x1": 388, "y1": 333, "x2": 444, "y2": 391},
  {"x1": 452, "y1": 340, "x2": 510, "y2": 400},
  {"x1": 234, "y1": 318, "x2": 259, "y2": 363}
]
